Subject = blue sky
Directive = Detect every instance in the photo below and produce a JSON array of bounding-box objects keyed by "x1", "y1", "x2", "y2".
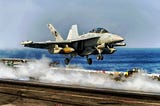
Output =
[{"x1": 0, "y1": 0, "x2": 160, "y2": 48}]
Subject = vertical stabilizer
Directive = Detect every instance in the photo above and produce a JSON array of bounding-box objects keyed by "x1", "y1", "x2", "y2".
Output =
[
  {"x1": 47, "y1": 24, "x2": 64, "y2": 41},
  {"x1": 67, "y1": 25, "x2": 79, "y2": 40}
]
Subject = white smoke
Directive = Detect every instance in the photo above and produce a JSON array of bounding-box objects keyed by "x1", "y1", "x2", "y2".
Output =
[
  {"x1": 0, "y1": 63, "x2": 17, "y2": 79},
  {"x1": 0, "y1": 57, "x2": 160, "y2": 92}
]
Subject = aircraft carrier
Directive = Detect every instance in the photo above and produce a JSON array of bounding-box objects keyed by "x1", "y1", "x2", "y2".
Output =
[{"x1": 0, "y1": 58, "x2": 160, "y2": 106}]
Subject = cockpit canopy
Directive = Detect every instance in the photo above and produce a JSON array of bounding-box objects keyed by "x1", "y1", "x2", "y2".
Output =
[{"x1": 89, "y1": 28, "x2": 109, "y2": 33}]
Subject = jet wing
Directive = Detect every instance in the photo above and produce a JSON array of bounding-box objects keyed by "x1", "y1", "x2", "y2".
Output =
[
  {"x1": 21, "y1": 36, "x2": 100, "y2": 49},
  {"x1": 21, "y1": 40, "x2": 71, "y2": 49}
]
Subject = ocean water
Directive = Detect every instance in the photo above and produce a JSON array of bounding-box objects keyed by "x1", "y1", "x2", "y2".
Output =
[{"x1": 0, "y1": 48, "x2": 160, "y2": 74}]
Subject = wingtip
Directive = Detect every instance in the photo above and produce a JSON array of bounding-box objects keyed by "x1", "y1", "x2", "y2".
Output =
[{"x1": 21, "y1": 40, "x2": 33, "y2": 45}]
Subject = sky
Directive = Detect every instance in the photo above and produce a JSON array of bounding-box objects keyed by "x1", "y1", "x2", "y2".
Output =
[{"x1": 0, "y1": 0, "x2": 160, "y2": 49}]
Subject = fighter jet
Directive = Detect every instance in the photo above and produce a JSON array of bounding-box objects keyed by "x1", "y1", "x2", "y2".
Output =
[{"x1": 21, "y1": 24, "x2": 126, "y2": 65}]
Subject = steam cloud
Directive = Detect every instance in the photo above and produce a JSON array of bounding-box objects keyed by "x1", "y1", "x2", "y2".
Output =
[{"x1": 0, "y1": 57, "x2": 160, "y2": 92}]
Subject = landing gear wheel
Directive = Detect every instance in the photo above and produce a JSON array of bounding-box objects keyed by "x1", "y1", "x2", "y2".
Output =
[
  {"x1": 100, "y1": 55, "x2": 104, "y2": 60},
  {"x1": 87, "y1": 58, "x2": 92, "y2": 65},
  {"x1": 64, "y1": 58, "x2": 70, "y2": 65},
  {"x1": 97, "y1": 56, "x2": 100, "y2": 60},
  {"x1": 97, "y1": 55, "x2": 104, "y2": 60}
]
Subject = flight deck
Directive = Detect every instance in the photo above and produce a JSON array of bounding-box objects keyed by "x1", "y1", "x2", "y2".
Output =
[{"x1": 0, "y1": 79, "x2": 160, "y2": 106}]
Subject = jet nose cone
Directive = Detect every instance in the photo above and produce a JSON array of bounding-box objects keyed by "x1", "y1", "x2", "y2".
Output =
[
  {"x1": 118, "y1": 36, "x2": 124, "y2": 41},
  {"x1": 113, "y1": 35, "x2": 124, "y2": 42}
]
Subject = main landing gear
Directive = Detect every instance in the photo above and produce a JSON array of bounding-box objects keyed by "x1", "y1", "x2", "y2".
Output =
[
  {"x1": 86, "y1": 54, "x2": 104, "y2": 65},
  {"x1": 64, "y1": 58, "x2": 70, "y2": 65},
  {"x1": 64, "y1": 54, "x2": 103, "y2": 65},
  {"x1": 64, "y1": 53, "x2": 77, "y2": 65},
  {"x1": 96, "y1": 48, "x2": 104, "y2": 61},
  {"x1": 97, "y1": 54, "x2": 104, "y2": 60},
  {"x1": 86, "y1": 56, "x2": 92, "y2": 65}
]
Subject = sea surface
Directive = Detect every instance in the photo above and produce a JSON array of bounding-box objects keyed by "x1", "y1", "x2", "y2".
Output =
[{"x1": 0, "y1": 48, "x2": 160, "y2": 73}]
